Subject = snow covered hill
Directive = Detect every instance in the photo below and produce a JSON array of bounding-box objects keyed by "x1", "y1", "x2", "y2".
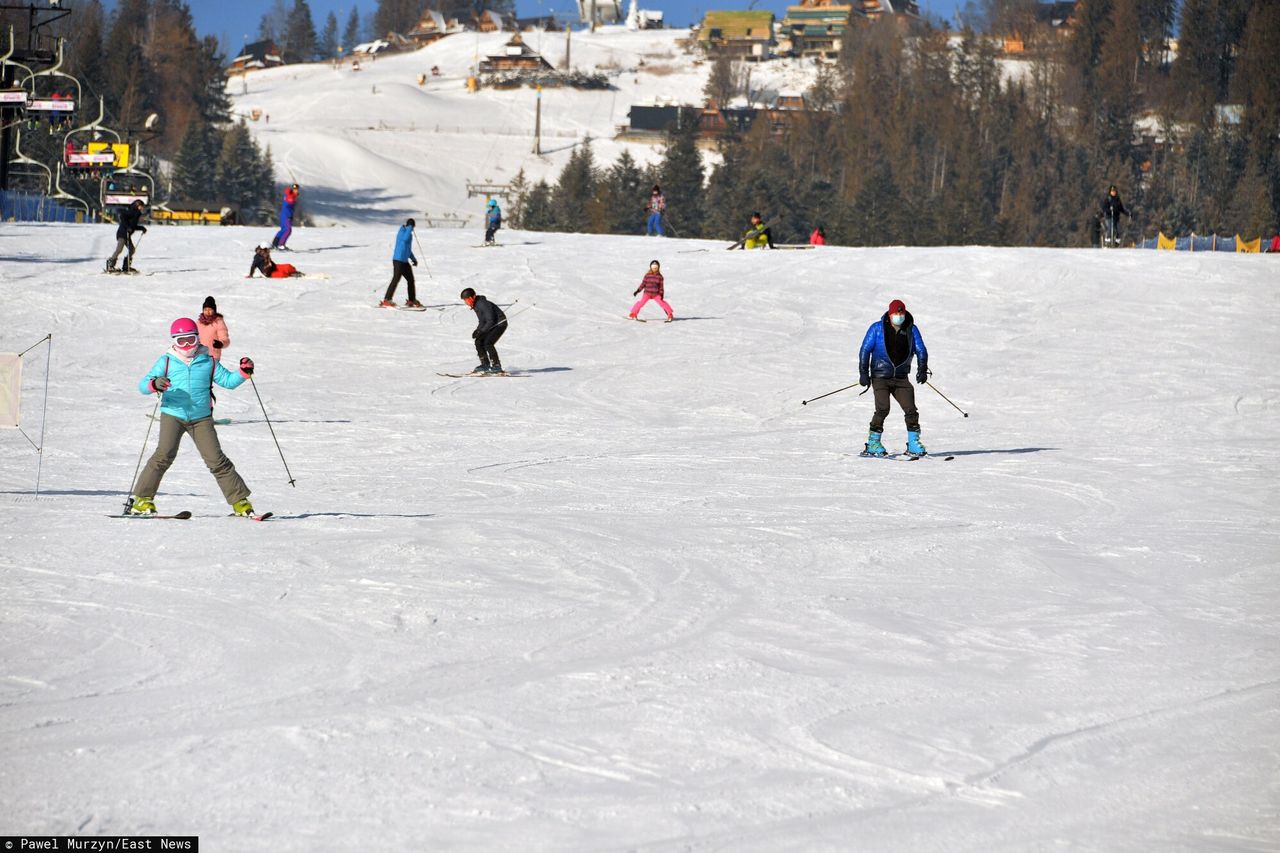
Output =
[
  {"x1": 2, "y1": 222, "x2": 1278, "y2": 849},
  {"x1": 228, "y1": 27, "x2": 819, "y2": 225}
]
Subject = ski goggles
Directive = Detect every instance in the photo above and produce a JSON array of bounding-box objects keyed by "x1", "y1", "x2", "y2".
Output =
[{"x1": 173, "y1": 334, "x2": 198, "y2": 346}]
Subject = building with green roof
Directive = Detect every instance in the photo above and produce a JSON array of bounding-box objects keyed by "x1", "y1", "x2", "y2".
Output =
[{"x1": 697, "y1": 11, "x2": 776, "y2": 60}]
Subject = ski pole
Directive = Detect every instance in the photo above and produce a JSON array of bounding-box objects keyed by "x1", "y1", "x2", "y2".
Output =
[
  {"x1": 801, "y1": 382, "x2": 868, "y2": 406},
  {"x1": 925, "y1": 380, "x2": 968, "y2": 418},
  {"x1": 248, "y1": 375, "x2": 297, "y2": 486},
  {"x1": 662, "y1": 214, "x2": 679, "y2": 237},
  {"x1": 125, "y1": 396, "x2": 161, "y2": 513},
  {"x1": 412, "y1": 231, "x2": 433, "y2": 279}
]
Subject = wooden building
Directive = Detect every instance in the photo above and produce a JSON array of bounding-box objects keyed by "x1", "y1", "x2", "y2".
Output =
[
  {"x1": 478, "y1": 33, "x2": 554, "y2": 73},
  {"x1": 697, "y1": 11, "x2": 776, "y2": 60},
  {"x1": 780, "y1": 1, "x2": 854, "y2": 59},
  {"x1": 226, "y1": 40, "x2": 284, "y2": 75}
]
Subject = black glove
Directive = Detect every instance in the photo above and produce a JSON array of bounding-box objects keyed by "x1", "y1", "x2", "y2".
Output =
[
  {"x1": 240, "y1": 356, "x2": 254, "y2": 375},
  {"x1": 859, "y1": 373, "x2": 869, "y2": 388},
  {"x1": 151, "y1": 376, "x2": 171, "y2": 392},
  {"x1": 139, "y1": 226, "x2": 147, "y2": 233},
  {"x1": 212, "y1": 340, "x2": 224, "y2": 349},
  {"x1": 411, "y1": 259, "x2": 418, "y2": 266},
  {"x1": 916, "y1": 365, "x2": 928, "y2": 384},
  {"x1": 472, "y1": 329, "x2": 480, "y2": 339},
  {"x1": 633, "y1": 289, "x2": 640, "y2": 297}
]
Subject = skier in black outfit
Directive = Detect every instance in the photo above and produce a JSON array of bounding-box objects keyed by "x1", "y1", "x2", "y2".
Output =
[
  {"x1": 1101, "y1": 185, "x2": 1128, "y2": 247},
  {"x1": 106, "y1": 199, "x2": 147, "y2": 272},
  {"x1": 461, "y1": 287, "x2": 507, "y2": 373}
]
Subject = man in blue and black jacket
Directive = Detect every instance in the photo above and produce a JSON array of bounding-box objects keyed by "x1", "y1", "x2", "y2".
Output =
[
  {"x1": 381, "y1": 218, "x2": 420, "y2": 308},
  {"x1": 859, "y1": 298, "x2": 929, "y2": 457}
]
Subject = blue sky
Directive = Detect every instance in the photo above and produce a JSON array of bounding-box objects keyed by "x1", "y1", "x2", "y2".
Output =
[{"x1": 190, "y1": 0, "x2": 967, "y2": 53}]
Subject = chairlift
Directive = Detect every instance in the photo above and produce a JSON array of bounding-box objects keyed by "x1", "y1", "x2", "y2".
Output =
[
  {"x1": 51, "y1": 161, "x2": 91, "y2": 218},
  {"x1": 62, "y1": 96, "x2": 118, "y2": 180},
  {"x1": 8, "y1": 127, "x2": 52, "y2": 194},
  {"x1": 100, "y1": 137, "x2": 153, "y2": 211},
  {"x1": 20, "y1": 40, "x2": 80, "y2": 133}
]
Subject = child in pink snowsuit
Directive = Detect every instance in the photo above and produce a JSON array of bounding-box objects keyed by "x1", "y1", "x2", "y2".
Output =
[
  {"x1": 197, "y1": 295, "x2": 229, "y2": 361},
  {"x1": 629, "y1": 260, "x2": 674, "y2": 322}
]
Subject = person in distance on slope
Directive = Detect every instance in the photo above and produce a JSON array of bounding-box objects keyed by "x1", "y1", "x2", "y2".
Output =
[
  {"x1": 127, "y1": 318, "x2": 258, "y2": 517},
  {"x1": 247, "y1": 245, "x2": 302, "y2": 278},
  {"x1": 810, "y1": 225, "x2": 827, "y2": 246},
  {"x1": 859, "y1": 299, "x2": 929, "y2": 457},
  {"x1": 105, "y1": 198, "x2": 147, "y2": 273},
  {"x1": 381, "y1": 218, "x2": 421, "y2": 308},
  {"x1": 461, "y1": 287, "x2": 507, "y2": 373},
  {"x1": 629, "y1": 259, "x2": 674, "y2": 322},
  {"x1": 1100, "y1": 185, "x2": 1128, "y2": 247},
  {"x1": 741, "y1": 211, "x2": 774, "y2": 249},
  {"x1": 197, "y1": 296, "x2": 230, "y2": 362},
  {"x1": 271, "y1": 183, "x2": 300, "y2": 250},
  {"x1": 645, "y1": 185, "x2": 666, "y2": 236},
  {"x1": 484, "y1": 199, "x2": 502, "y2": 246}
]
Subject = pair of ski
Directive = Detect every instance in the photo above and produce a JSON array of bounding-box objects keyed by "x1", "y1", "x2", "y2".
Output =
[
  {"x1": 113, "y1": 511, "x2": 274, "y2": 521},
  {"x1": 627, "y1": 316, "x2": 674, "y2": 323},
  {"x1": 858, "y1": 452, "x2": 955, "y2": 462},
  {"x1": 436, "y1": 370, "x2": 526, "y2": 378}
]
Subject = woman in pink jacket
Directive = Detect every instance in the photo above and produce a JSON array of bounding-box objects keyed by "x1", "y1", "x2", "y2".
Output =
[
  {"x1": 629, "y1": 260, "x2": 674, "y2": 322},
  {"x1": 197, "y1": 295, "x2": 229, "y2": 361}
]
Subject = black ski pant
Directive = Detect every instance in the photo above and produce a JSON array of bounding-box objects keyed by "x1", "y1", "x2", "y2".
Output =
[
  {"x1": 484, "y1": 226, "x2": 497, "y2": 244},
  {"x1": 384, "y1": 260, "x2": 415, "y2": 301},
  {"x1": 108, "y1": 235, "x2": 135, "y2": 267},
  {"x1": 474, "y1": 324, "x2": 505, "y2": 368},
  {"x1": 869, "y1": 377, "x2": 920, "y2": 434}
]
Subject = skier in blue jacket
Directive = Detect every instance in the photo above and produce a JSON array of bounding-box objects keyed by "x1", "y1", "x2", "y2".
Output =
[
  {"x1": 859, "y1": 298, "x2": 929, "y2": 457},
  {"x1": 128, "y1": 317, "x2": 258, "y2": 516},
  {"x1": 484, "y1": 199, "x2": 501, "y2": 246},
  {"x1": 381, "y1": 218, "x2": 421, "y2": 308}
]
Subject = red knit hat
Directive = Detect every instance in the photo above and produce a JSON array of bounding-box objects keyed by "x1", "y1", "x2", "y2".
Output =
[{"x1": 888, "y1": 299, "x2": 906, "y2": 315}]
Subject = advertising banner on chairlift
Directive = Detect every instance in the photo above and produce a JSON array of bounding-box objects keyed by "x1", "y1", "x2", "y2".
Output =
[
  {"x1": 28, "y1": 98, "x2": 75, "y2": 112},
  {"x1": 0, "y1": 353, "x2": 21, "y2": 429},
  {"x1": 0, "y1": 90, "x2": 29, "y2": 106}
]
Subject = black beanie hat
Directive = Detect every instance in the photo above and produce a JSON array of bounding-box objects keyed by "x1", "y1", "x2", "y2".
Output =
[
  {"x1": 406, "y1": 217, "x2": 415, "y2": 227},
  {"x1": 203, "y1": 296, "x2": 217, "y2": 311}
]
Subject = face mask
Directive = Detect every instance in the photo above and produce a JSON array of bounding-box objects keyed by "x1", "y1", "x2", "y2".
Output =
[{"x1": 890, "y1": 313, "x2": 905, "y2": 327}]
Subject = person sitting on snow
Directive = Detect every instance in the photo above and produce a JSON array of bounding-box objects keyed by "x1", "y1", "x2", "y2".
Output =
[{"x1": 247, "y1": 245, "x2": 303, "y2": 279}]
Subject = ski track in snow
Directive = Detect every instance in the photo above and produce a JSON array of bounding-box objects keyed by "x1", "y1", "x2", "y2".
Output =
[{"x1": 1, "y1": 223, "x2": 1279, "y2": 851}]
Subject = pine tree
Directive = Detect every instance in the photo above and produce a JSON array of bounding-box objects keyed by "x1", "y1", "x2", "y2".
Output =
[
  {"x1": 319, "y1": 12, "x2": 340, "y2": 59},
  {"x1": 703, "y1": 56, "x2": 739, "y2": 107},
  {"x1": 196, "y1": 36, "x2": 232, "y2": 125},
  {"x1": 216, "y1": 122, "x2": 268, "y2": 221},
  {"x1": 67, "y1": 0, "x2": 108, "y2": 101},
  {"x1": 172, "y1": 121, "x2": 217, "y2": 202},
  {"x1": 375, "y1": 0, "x2": 423, "y2": 36},
  {"x1": 343, "y1": 6, "x2": 361, "y2": 52},
  {"x1": 658, "y1": 118, "x2": 705, "y2": 234},
  {"x1": 844, "y1": 161, "x2": 904, "y2": 246},
  {"x1": 1227, "y1": 155, "x2": 1275, "y2": 238},
  {"x1": 521, "y1": 180, "x2": 555, "y2": 231},
  {"x1": 596, "y1": 150, "x2": 645, "y2": 234},
  {"x1": 507, "y1": 169, "x2": 529, "y2": 228},
  {"x1": 284, "y1": 0, "x2": 318, "y2": 63},
  {"x1": 1234, "y1": 0, "x2": 1280, "y2": 173},
  {"x1": 550, "y1": 138, "x2": 599, "y2": 233}
]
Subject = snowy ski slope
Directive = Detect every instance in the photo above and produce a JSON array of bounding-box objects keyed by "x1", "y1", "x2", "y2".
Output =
[
  {"x1": 229, "y1": 27, "x2": 821, "y2": 224},
  {"x1": 1, "y1": 222, "x2": 1278, "y2": 849}
]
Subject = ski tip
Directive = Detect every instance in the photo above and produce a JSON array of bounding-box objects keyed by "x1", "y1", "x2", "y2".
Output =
[
  {"x1": 253, "y1": 512, "x2": 273, "y2": 522},
  {"x1": 174, "y1": 510, "x2": 193, "y2": 519}
]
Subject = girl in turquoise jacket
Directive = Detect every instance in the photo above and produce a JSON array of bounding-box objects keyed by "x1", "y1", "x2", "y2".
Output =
[{"x1": 128, "y1": 317, "x2": 258, "y2": 516}]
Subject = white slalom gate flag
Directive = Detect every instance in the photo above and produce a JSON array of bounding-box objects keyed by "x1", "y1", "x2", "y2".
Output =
[{"x1": 0, "y1": 353, "x2": 21, "y2": 428}]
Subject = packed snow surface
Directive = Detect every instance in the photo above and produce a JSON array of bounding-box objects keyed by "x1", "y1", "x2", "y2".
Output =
[{"x1": 2, "y1": 222, "x2": 1279, "y2": 850}]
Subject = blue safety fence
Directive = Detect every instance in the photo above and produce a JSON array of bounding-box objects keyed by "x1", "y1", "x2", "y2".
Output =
[
  {"x1": 1138, "y1": 233, "x2": 1242, "y2": 251},
  {"x1": 1, "y1": 190, "x2": 79, "y2": 223}
]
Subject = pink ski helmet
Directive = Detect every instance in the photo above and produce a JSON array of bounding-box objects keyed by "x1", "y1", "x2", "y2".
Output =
[{"x1": 170, "y1": 318, "x2": 198, "y2": 338}]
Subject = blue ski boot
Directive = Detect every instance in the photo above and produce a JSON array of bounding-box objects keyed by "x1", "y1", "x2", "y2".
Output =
[
  {"x1": 862, "y1": 431, "x2": 888, "y2": 457},
  {"x1": 905, "y1": 431, "x2": 927, "y2": 457}
]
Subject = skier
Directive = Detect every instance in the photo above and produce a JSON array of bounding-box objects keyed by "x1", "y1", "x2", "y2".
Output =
[
  {"x1": 461, "y1": 286, "x2": 507, "y2": 373},
  {"x1": 106, "y1": 199, "x2": 147, "y2": 273},
  {"x1": 859, "y1": 298, "x2": 929, "y2": 458},
  {"x1": 197, "y1": 296, "x2": 230, "y2": 362},
  {"x1": 810, "y1": 226, "x2": 827, "y2": 246},
  {"x1": 645, "y1": 185, "x2": 666, "y2": 236},
  {"x1": 484, "y1": 199, "x2": 502, "y2": 246},
  {"x1": 1101, "y1": 185, "x2": 1128, "y2": 247},
  {"x1": 271, "y1": 183, "x2": 300, "y2": 250},
  {"x1": 629, "y1": 259, "x2": 674, "y2": 322},
  {"x1": 381, "y1": 218, "x2": 421, "y2": 308},
  {"x1": 247, "y1": 246, "x2": 302, "y2": 278},
  {"x1": 741, "y1": 212, "x2": 774, "y2": 249},
  {"x1": 127, "y1": 318, "x2": 257, "y2": 517}
]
